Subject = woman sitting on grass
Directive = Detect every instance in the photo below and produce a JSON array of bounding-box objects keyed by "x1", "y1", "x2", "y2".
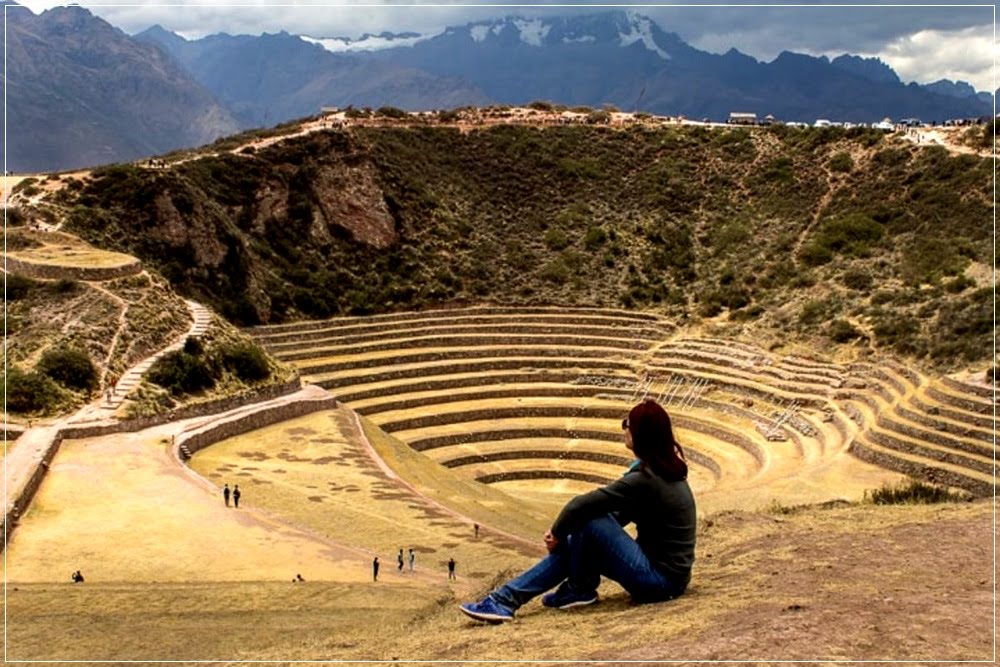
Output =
[{"x1": 460, "y1": 399, "x2": 697, "y2": 623}]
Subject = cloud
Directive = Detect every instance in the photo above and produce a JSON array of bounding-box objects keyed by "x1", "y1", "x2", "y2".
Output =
[{"x1": 873, "y1": 25, "x2": 996, "y2": 92}]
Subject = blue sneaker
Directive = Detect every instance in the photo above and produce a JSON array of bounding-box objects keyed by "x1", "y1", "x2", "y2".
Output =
[
  {"x1": 542, "y1": 583, "x2": 599, "y2": 610},
  {"x1": 459, "y1": 596, "x2": 514, "y2": 623}
]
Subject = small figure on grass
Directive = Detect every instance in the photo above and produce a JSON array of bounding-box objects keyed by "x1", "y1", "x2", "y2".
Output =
[
  {"x1": 223, "y1": 484, "x2": 231, "y2": 507},
  {"x1": 448, "y1": 558, "x2": 457, "y2": 581},
  {"x1": 408, "y1": 548, "x2": 415, "y2": 572},
  {"x1": 373, "y1": 557, "x2": 380, "y2": 582},
  {"x1": 397, "y1": 548, "x2": 404, "y2": 572},
  {"x1": 233, "y1": 485, "x2": 241, "y2": 508},
  {"x1": 71, "y1": 570, "x2": 84, "y2": 583}
]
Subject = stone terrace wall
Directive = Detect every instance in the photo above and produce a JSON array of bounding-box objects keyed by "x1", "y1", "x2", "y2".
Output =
[
  {"x1": 849, "y1": 441, "x2": 993, "y2": 497},
  {"x1": 177, "y1": 393, "x2": 338, "y2": 459},
  {"x1": 7, "y1": 255, "x2": 142, "y2": 281}
]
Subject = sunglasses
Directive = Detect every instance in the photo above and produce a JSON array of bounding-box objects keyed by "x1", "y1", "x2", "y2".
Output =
[{"x1": 621, "y1": 418, "x2": 629, "y2": 431}]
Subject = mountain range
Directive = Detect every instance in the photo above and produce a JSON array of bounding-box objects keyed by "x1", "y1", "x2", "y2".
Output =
[
  {"x1": 6, "y1": 6, "x2": 993, "y2": 172},
  {"x1": 4, "y1": 5, "x2": 239, "y2": 172}
]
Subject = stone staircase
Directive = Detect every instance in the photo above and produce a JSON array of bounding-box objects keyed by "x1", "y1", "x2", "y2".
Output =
[{"x1": 99, "y1": 300, "x2": 212, "y2": 414}]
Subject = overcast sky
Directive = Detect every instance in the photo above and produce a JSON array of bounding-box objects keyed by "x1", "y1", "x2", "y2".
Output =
[{"x1": 16, "y1": 1, "x2": 998, "y2": 92}]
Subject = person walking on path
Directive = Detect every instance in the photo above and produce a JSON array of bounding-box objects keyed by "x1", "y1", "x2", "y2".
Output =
[
  {"x1": 232, "y1": 485, "x2": 241, "y2": 508},
  {"x1": 397, "y1": 548, "x2": 404, "y2": 572},
  {"x1": 460, "y1": 399, "x2": 696, "y2": 623},
  {"x1": 373, "y1": 556, "x2": 380, "y2": 581},
  {"x1": 223, "y1": 484, "x2": 231, "y2": 507},
  {"x1": 448, "y1": 558, "x2": 457, "y2": 580},
  {"x1": 474, "y1": 523, "x2": 480, "y2": 539},
  {"x1": 408, "y1": 548, "x2": 415, "y2": 572}
]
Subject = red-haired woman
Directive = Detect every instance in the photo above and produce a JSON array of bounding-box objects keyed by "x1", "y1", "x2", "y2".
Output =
[{"x1": 460, "y1": 399, "x2": 696, "y2": 623}]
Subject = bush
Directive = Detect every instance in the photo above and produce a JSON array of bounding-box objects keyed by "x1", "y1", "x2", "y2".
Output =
[
  {"x1": 828, "y1": 151, "x2": 854, "y2": 173},
  {"x1": 7, "y1": 274, "x2": 38, "y2": 300},
  {"x1": 147, "y1": 350, "x2": 216, "y2": 396},
  {"x1": 220, "y1": 343, "x2": 271, "y2": 382},
  {"x1": 376, "y1": 106, "x2": 408, "y2": 119},
  {"x1": 183, "y1": 337, "x2": 205, "y2": 356},
  {"x1": 7, "y1": 367, "x2": 64, "y2": 413},
  {"x1": 583, "y1": 226, "x2": 607, "y2": 251},
  {"x1": 37, "y1": 347, "x2": 98, "y2": 392},
  {"x1": 544, "y1": 228, "x2": 570, "y2": 251},
  {"x1": 827, "y1": 319, "x2": 863, "y2": 343},
  {"x1": 841, "y1": 268, "x2": 874, "y2": 291},
  {"x1": 586, "y1": 111, "x2": 611, "y2": 124},
  {"x1": 800, "y1": 214, "x2": 884, "y2": 266},
  {"x1": 865, "y1": 479, "x2": 970, "y2": 505}
]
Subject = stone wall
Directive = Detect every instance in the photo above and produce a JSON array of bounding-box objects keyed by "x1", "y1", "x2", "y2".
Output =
[
  {"x1": 7, "y1": 255, "x2": 142, "y2": 281},
  {"x1": 177, "y1": 394, "x2": 338, "y2": 458},
  {"x1": 848, "y1": 440, "x2": 992, "y2": 497}
]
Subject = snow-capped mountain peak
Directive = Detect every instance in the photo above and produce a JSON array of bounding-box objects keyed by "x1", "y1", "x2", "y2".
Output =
[{"x1": 617, "y1": 10, "x2": 670, "y2": 59}]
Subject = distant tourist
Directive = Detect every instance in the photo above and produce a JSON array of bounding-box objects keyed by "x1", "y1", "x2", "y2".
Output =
[
  {"x1": 397, "y1": 548, "x2": 404, "y2": 572},
  {"x1": 71, "y1": 570, "x2": 84, "y2": 583},
  {"x1": 233, "y1": 485, "x2": 241, "y2": 508},
  {"x1": 223, "y1": 484, "x2": 231, "y2": 507},
  {"x1": 460, "y1": 399, "x2": 696, "y2": 623},
  {"x1": 296, "y1": 573, "x2": 305, "y2": 582},
  {"x1": 448, "y1": 558, "x2": 457, "y2": 581},
  {"x1": 408, "y1": 548, "x2": 415, "y2": 571},
  {"x1": 373, "y1": 557, "x2": 380, "y2": 581},
  {"x1": 474, "y1": 523, "x2": 480, "y2": 539}
]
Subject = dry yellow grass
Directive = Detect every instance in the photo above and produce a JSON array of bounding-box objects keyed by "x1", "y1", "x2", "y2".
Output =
[
  {"x1": 10, "y1": 246, "x2": 135, "y2": 269},
  {"x1": 5, "y1": 426, "x2": 369, "y2": 583}
]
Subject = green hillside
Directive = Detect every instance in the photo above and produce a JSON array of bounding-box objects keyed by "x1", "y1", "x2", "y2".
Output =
[{"x1": 48, "y1": 122, "x2": 992, "y2": 369}]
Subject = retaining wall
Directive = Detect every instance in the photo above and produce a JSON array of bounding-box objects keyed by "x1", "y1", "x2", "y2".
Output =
[
  {"x1": 177, "y1": 394, "x2": 338, "y2": 458},
  {"x1": 311, "y1": 357, "x2": 635, "y2": 385},
  {"x1": 263, "y1": 323, "x2": 666, "y2": 351},
  {"x1": 848, "y1": 440, "x2": 993, "y2": 497},
  {"x1": 252, "y1": 306, "x2": 667, "y2": 336}
]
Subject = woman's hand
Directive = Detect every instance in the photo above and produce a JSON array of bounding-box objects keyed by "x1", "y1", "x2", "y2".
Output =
[{"x1": 543, "y1": 530, "x2": 559, "y2": 552}]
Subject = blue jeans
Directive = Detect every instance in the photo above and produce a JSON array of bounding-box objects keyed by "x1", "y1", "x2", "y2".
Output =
[{"x1": 490, "y1": 515, "x2": 688, "y2": 611}]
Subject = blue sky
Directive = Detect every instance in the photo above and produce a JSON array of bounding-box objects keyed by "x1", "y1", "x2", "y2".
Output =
[{"x1": 16, "y1": 2, "x2": 997, "y2": 92}]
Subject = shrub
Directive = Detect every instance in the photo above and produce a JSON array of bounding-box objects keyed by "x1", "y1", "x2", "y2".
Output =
[
  {"x1": 527, "y1": 100, "x2": 554, "y2": 111},
  {"x1": 7, "y1": 367, "x2": 64, "y2": 414},
  {"x1": 586, "y1": 111, "x2": 611, "y2": 124},
  {"x1": 37, "y1": 347, "x2": 98, "y2": 392},
  {"x1": 841, "y1": 268, "x2": 874, "y2": 291},
  {"x1": 544, "y1": 228, "x2": 570, "y2": 251},
  {"x1": 147, "y1": 350, "x2": 216, "y2": 396},
  {"x1": 800, "y1": 214, "x2": 884, "y2": 266},
  {"x1": 220, "y1": 343, "x2": 271, "y2": 382},
  {"x1": 54, "y1": 279, "x2": 78, "y2": 293},
  {"x1": 7, "y1": 274, "x2": 38, "y2": 300},
  {"x1": 583, "y1": 226, "x2": 607, "y2": 251},
  {"x1": 865, "y1": 479, "x2": 970, "y2": 505},
  {"x1": 376, "y1": 106, "x2": 408, "y2": 119},
  {"x1": 943, "y1": 275, "x2": 975, "y2": 293},
  {"x1": 827, "y1": 319, "x2": 863, "y2": 343},
  {"x1": 183, "y1": 337, "x2": 205, "y2": 356},
  {"x1": 539, "y1": 259, "x2": 570, "y2": 284},
  {"x1": 828, "y1": 151, "x2": 854, "y2": 173}
]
